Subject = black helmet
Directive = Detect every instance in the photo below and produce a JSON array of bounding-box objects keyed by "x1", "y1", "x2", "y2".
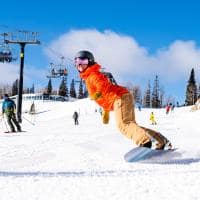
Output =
[
  {"x1": 4, "y1": 94, "x2": 9, "y2": 98},
  {"x1": 3, "y1": 94, "x2": 9, "y2": 100},
  {"x1": 75, "y1": 50, "x2": 95, "y2": 65}
]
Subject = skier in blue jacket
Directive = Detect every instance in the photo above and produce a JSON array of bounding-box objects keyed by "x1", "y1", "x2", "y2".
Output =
[{"x1": 2, "y1": 94, "x2": 21, "y2": 132}]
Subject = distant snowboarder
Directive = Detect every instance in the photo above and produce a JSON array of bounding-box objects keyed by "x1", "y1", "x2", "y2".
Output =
[
  {"x1": 73, "y1": 111, "x2": 79, "y2": 125},
  {"x1": 150, "y1": 112, "x2": 157, "y2": 125},
  {"x1": 74, "y1": 50, "x2": 172, "y2": 150},
  {"x1": 99, "y1": 107, "x2": 103, "y2": 115},
  {"x1": 2, "y1": 94, "x2": 21, "y2": 132},
  {"x1": 166, "y1": 104, "x2": 171, "y2": 114}
]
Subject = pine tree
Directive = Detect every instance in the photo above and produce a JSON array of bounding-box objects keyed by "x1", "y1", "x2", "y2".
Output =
[
  {"x1": 70, "y1": 79, "x2": 76, "y2": 98},
  {"x1": 151, "y1": 75, "x2": 160, "y2": 108},
  {"x1": 25, "y1": 88, "x2": 30, "y2": 94},
  {"x1": 132, "y1": 86, "x2": 142, "y2": 105},
  {"x1": 78, "y1": 80, "x2": 84, "y2": 99},
  {"x1": 143, "y1": 80, "x2": 151, "y2": 108},
  {"x1": 47, "y1": 79, "x2": 52, "y2": 95},
  {"x1": 185, "y1": 68, "x2": 197, "y2": 105},
  {"x1": 30, "y1": 83, "x2": 35, "y2": 93},
  {"x1": 59, "y1": 79, "x2": 67, "y2": 97},
  {"x1": 159, "y1": 86, "x2": 165, "y2": 108},
  {"x1": 12, "y1": 79, "x2": 18, "y2": 96}
]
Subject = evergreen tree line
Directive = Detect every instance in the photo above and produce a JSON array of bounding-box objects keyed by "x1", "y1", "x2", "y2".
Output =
[
  {"x1": 132, "y1": 68, "x2": 200, "y2": 108},
  {"x1": 0, "y1": 68, "x2": 199, "y2": 105},
  {"x1": 45, "y1": 78, "x2": 88, "y2": 99},
  {"x1": 132, "y1": 75, "x2": 167, "y2": 108},
  {"x1": 0, "y1": 79, "x2": 35, "y2": 98}
]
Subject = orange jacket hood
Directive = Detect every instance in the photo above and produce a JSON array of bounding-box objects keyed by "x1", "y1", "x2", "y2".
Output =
[{"x1": 80, "y1": 63, "x2": 128, "y2": 111}]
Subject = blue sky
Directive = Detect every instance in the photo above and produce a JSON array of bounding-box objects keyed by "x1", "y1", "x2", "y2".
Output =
[{"x1": 0, "y1": 0, "x2": 200, "y2": 104}]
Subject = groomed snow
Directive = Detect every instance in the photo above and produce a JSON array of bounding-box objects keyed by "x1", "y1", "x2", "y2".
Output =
[{"x1": 0, "y1": 98, "x2": 200, "y2": 200}]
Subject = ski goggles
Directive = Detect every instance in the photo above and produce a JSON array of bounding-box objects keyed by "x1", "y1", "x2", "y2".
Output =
[{"x1": 74, "y1": 57, "x2": 89, "y2": 66}]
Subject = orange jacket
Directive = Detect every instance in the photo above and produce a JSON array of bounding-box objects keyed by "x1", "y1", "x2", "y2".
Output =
[{"x1": 80, "y1": 63, "x2": 128, "y2": 111}]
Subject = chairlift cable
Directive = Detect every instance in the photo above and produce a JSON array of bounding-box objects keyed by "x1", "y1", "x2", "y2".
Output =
[{"x1": 41, "y1": 42, "x2": 74, "y2": 65}]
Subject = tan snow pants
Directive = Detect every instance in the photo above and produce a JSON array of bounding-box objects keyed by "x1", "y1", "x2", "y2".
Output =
[{"x1": 114, "y1": 93, "x2": 168, "y2": 146}]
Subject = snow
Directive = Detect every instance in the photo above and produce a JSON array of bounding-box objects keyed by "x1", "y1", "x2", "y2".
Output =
[{"x1": 0, "y1": 98, "x2": 200, "y2": 200}]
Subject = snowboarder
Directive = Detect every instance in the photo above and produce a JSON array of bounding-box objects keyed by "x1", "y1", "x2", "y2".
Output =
[
  {"x1": 99, "y1": 107, "x2": 103, "y2": 115},
  {"x1": 1, "y1": 94, "x2": 21, "y2": 132},
  {"x1": 73, "y1": 111, "x2": 79, "y2": 125},
  {"x1": 74, "y1": 50, "x2": 172, "y2": 150},
  {"x1": 150, "y1": 112, "x2": 157, "y2": 125},
  {"x1": 166, "y1": 104, "x2": 171, "y2": 114},
  {"x1": 97, "y1": 107, "x2": 109, "y2": 124}
]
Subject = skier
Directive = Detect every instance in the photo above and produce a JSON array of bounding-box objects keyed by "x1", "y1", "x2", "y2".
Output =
[
  {"x1": 150, "y1": 112, "x2": 157, "y2": 125},
  {"x1": 2, "y1": 94, "x2": 21, "y2": 132},
  {"x1": 74, "y1": 50, "x2": 172, "y2": 150},
  {"x1": 73, "y1": 111, "x2": 79, "y2": 125}
]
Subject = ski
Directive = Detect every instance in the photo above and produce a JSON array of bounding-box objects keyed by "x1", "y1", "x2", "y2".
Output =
[{"x1": 4, "y1": 130, "x2": 26, "y2": 133}]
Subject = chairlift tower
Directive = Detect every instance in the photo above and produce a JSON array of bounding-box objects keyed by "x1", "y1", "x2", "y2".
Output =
[{"x1": 3, "y1": 31, "x2": 40, "y2": 123}]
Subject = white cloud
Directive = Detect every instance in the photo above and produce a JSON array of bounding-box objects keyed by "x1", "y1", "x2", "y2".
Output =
[
  {"x1": 155, "y1": 40, "x2": 200, "y2": 81},
  {"x1": 24, "y1": 65, "x2": 47, "y2": 89},
  {"x1": 45, "y1": 29, "x2": 200, "y2": 86},
  {"x1": 0, "y1": 63, "x2": 19, "y2": 84},
  {"x1": 0, "y1": 62, "x2": 46, "y2": 89}
]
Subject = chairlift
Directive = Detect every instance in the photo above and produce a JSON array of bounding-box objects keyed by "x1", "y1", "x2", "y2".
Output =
[
  {"x1": 0, "y1": 44, "x2": 17, "y2": 63},
  {"x1": 46, "y1": 62, "x2": 68, "y2": 79}
]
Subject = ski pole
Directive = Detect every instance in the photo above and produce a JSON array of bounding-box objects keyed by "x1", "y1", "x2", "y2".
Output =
[{"x1": 22, "y1": 116, "x2": 35, "y2": 126}]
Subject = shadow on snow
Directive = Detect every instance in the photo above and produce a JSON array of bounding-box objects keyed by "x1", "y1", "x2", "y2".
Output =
[
  {"x1": 142, "y1": 157, "x2": 200, "y2": 165},
  {"x1": 1, "y1": 158, "x2": 200, "y2": 178}
]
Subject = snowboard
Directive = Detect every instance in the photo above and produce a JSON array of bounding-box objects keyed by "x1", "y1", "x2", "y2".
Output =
[{"x1": 124, "y1": 146, "x2": 177, "y2": 162}]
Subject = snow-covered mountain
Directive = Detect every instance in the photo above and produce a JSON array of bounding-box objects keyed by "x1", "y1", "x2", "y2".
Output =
[{"x1": 0, "y1": 98, "x2": 200, "y2": 200}]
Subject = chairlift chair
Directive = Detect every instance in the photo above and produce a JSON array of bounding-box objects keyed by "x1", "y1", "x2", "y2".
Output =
[
  {"x1": 0, "y1": 44, "x2": 17, "y2": 63},
  {"x1": 46, "y1": 63, "x2": 68, "y2": 79}
]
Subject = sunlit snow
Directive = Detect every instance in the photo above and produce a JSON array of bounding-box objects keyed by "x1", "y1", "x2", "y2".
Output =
[{"x1": 0, "y1": 98, "x2": 199, "y2": 200}]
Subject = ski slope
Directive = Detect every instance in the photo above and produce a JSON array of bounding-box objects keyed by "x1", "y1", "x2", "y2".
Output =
[{"x1": 0, "y1": 98, "x2": 200, "y2": 200}]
